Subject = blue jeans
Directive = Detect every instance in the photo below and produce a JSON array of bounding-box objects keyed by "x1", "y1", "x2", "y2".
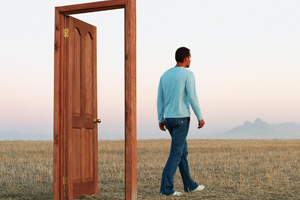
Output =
[{"x1": 160, "y1": 117, "x2": 198, "y2": 195}]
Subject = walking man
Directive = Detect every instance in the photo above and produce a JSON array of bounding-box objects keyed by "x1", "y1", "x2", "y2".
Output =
[{"x1": 157, "y1": 47, "x2": 205, "y2": 196}]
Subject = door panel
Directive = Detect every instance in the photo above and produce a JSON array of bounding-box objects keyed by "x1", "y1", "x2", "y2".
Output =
[
  {"x1": 73, "y1": 129, "x2": 81, "y2": 182},
  {"x1": 65, "y1": 16, "x2": 98, "y2": 199},
  {"x1": 85, "y1": 34, "x2": 93, "y2": 115}
]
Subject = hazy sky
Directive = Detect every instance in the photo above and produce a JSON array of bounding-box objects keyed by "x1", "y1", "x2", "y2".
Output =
[{"x1": 0, "y1": 0, "x2": 299, "y2": 140}]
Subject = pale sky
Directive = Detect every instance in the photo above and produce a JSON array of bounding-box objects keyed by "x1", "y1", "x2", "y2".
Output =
[{"x1": 0, "y1": 0, "x2": 299, "y2": 140}]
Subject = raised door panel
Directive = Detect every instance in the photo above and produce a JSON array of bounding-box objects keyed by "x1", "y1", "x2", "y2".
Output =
[
  {"x1": 85, "y1": 34, "x2": 93, "y2": 116},
  {"x1": 73, "y1": 129, "x2": 81, "y2": 182},
  {"x1": 73, "y1": 28, "x2": 81, "y2": 116}
]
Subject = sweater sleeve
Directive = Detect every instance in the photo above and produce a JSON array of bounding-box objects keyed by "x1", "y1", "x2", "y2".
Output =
[
  {"x1": 186, "y1": 72, "x2": 203, "y2": 121},
  {"x1": 157, "y1": 79, "x2": 165, "y2": 123}
]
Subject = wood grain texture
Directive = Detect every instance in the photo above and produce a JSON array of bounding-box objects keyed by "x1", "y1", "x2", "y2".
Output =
[
  {"x1": 85, "y1": 34, "x2": 93, "y2": 115},
  {"x1": 53, "y1": 8, "x2": 65, "y2": 200},
  {"x1": 53, "y1": 8, "x2": 60, "y2": 200},
  {"x1": 65, "y1": 15, "x2": 74, "y2": 199},
  {"x1": 59, "y1": 13, "x2": 67, "y2": 199},
  {"x1": 124, "y1": 0, "x2": 137, "y2": 199},
  {"x1": 73, "y1": 129, "x2": 81, "y2": 182},
  {"x1": 56, "y1": 0, "x2": 127, "y2": 15},
  {"x1": 92, "y1": 24, "x2": 98, "y2": 195},
  {"x1": 73, "y1": 28, "x2": 81, "y2": 116},
  {"x1": 65, "y1": 16, "x2": 98, "y2": 199}
]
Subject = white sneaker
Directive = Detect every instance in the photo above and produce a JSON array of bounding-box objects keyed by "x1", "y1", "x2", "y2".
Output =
[
  {"x1": 191, "y1": 185, "x2": 205, "y2": 192},
  {"x1": 172, "y1": 191, "x2": 182, "y2": 196}
]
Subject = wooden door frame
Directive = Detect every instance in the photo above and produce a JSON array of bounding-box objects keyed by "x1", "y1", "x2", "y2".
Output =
[{"x1": 53, "y1": 1, "x2": 136, "y2": 199}]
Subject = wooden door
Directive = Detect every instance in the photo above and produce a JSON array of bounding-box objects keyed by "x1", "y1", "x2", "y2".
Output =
[{"x1": 65, "y1": 16, "x2": 98, "y2": 199}]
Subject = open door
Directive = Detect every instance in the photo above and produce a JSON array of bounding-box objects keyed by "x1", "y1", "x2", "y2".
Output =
[
  {"x1": 65, "y1": 16, "x2": 98, "y2": 199},
  {"x1": 54, "y1": 1, "x2": 136, "y2": 199}
]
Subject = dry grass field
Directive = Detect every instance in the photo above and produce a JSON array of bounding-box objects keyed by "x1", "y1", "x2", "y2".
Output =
[{"x1": 1, "y1": 139, "x2": 300, "y2": 199}]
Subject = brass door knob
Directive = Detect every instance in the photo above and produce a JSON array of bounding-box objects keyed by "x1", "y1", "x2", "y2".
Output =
[{"x1": 94, "y1": 119, "x2": 101, "y2": 123}]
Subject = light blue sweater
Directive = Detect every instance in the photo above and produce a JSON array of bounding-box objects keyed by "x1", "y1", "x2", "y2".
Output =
[{"x1": 157, "y1": 66, "x2": 203, "y2": 123}]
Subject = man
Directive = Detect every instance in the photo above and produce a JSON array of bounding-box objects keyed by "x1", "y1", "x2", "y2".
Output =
[{"x1": 157, "y1": 47, "x2": 205, "y2": 196}]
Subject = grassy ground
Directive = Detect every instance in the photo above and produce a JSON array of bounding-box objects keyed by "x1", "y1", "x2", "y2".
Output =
[{"x1": 0, "y1": 139, "x2": 300, "y2": 199}]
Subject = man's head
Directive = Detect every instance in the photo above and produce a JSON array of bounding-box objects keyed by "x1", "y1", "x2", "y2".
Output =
[{"x1": 175, "y1": 47, "x2": 191, "y2": 68}]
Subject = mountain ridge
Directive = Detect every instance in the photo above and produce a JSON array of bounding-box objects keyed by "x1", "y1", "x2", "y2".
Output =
[
  {"x1": 0, "y1": 130, "x2": 52, "y2": 141},
  {"x1": 214, "y1": 118, "x2": 300, "y2": 139}
]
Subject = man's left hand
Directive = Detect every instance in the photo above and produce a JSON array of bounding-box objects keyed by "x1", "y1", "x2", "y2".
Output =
[
  {"x1": 198, "y1": 119, "x2": 205, "y2": 129},
  {"x1": 159, "y1": 122, "x2": 167, "y2": 131}
]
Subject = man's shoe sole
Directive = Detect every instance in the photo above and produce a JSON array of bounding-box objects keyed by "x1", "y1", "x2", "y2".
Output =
[
  {"x1": 191, "y1": 185, "x2": 205, "y2": 192},
  {"x1": 172, "y1": 191, "x2": 182, "y2": 196}
]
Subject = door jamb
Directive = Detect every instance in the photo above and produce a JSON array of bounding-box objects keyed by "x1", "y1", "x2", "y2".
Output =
[{"x1": 53, "y1": 1, "x2": 136, "y2": 199}]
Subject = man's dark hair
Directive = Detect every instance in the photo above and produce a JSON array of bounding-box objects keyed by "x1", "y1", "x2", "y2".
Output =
[{"x1": 175, "y1": 47, "x2": 190, "y2": 63}]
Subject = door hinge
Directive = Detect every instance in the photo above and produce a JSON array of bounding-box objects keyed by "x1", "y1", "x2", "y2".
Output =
[
  {"x1": 64, "y1": 28, "x2": 69, "y2": 38},
  {"x1": 63, "y1": 176, "x2": 68, "y2": 186}
]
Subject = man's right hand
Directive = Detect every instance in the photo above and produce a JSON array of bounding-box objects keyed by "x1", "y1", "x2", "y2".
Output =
[
  {"x1": 159, "y1": 122, "x2": 167, "y2": 131},
  {"x1": 198, "y1": 119, "x2": 205, "y2": 129}
]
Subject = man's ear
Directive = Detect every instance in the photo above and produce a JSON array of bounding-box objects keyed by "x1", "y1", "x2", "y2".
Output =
[{"x1": 184, "y1": 57, "x2": 188, "y2": 63}]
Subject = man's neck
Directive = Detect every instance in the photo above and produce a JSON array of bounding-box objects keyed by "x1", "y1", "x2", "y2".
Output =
[{"x1": 175, "y1": 62, "x2": 186, "y2": 68}]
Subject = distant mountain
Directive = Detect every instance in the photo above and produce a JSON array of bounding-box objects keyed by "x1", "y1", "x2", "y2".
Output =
[
  {"x1": 0, "y1": 130, "x2": 24, "y2": 140},
  {"x1": 0, "y1": 130, "x2": 52, "y2": 141},
  {"x1": 214, "y1": 118, "x2": 300, "y2": 139}
]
